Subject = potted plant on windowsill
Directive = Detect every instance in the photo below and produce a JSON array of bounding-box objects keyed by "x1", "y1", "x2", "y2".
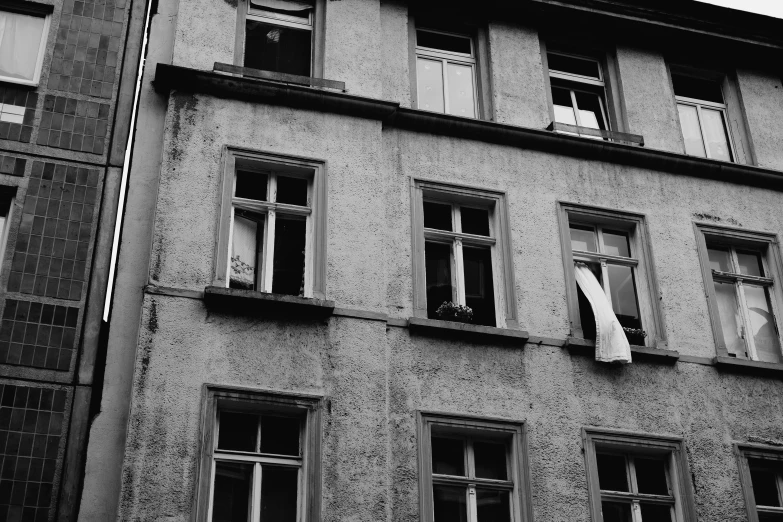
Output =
[{"x1": 436, "y1": 302, "x2": 474, "y2": 324}]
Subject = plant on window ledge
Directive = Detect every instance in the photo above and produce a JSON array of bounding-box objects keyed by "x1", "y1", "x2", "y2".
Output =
[
  {"x1": 230, "y1": 255, "x2": 255, "y2": 290},
  {"x1": 623, "y1": 327, "x2": 647, "y2": 345},
  {"x1": 436, "y1": 302, "x2": 474, "y2": 324}
]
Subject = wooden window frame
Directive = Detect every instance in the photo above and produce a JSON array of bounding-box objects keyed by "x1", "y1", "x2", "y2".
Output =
[
  {"x1": 693, "y1": 222, "x2": 783, "y2": 361},
  {"x1": 582, "y1": 428, "x2": 698, "y2": 522},
  {"x1": 194, "y1": 386, "x2": 323, "y2": 522},
  {"x1": 736, "y1": 443, "x2": 783, "y2": 522},
  {"x1": 214, "y1": 147, "x2": 327, "y2": 299},
  {"x1": 0, "y1": 3, "x2": 52, "y2": 87},
  {"x1": 411, "y1": 178, "x2": 518, "y2": 329},
  {"x1": 416, "y1": 411, "x2": 534, "y2": 522},
  {"x1": 557, "y1": 201, "x2": 666, "y2": 348}
]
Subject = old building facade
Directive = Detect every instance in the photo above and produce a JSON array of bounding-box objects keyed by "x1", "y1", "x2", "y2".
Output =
[{"x1": 84, "y1": 0, "x2": 783, "y2": 520}]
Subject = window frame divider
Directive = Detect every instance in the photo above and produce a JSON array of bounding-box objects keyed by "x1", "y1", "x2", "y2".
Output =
[{"x1": 735, "y1": 442, "x2": 783, "y2": 522}]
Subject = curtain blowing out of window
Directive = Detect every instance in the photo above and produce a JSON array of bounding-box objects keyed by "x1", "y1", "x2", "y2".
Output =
[{"x1": 575, "y1": 263, "x2": 632, "y2": 363}]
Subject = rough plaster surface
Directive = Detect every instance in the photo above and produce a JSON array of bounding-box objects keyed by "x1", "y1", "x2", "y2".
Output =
[
  {"x1": 380, "y1": 0, "x2": 411, "y2": 107},
  {"x1": 172, "y1": 0, "x2": 235, "y2": 70},
  {"x1": 736, "y1": 69, "x2": 783, "y2": 171},
  {"x1": 324, "y1": 0, "x2": 382, "y2": 97}
]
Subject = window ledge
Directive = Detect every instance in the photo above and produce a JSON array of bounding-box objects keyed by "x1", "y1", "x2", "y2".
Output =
[
  {"x1": 713, "y1": 356, "x2": 783, "y2": 377},
  {"x1": 566, "y1": 337, "x2": 680, "y2": 364},
  {"x1": 407, "y1": 317, "x2": 529, "y2": 346},
  {"x1": 547, "y1": 122, "x2": 645, "y2": 146},
  {"x1": 203, "y1": 286, "x2": 334, "y2": 318}
]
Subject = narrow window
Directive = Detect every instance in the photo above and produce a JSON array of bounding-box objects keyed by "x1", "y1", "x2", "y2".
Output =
[
  {"x1": 672, "y1": 74, "x2": 734, "y2": 162},
  {"x1": 547, "y1": 51, "x2": 610, "y2": 134},
  {"x1": 0, "y1": 192, "x2": 12, "y2": 271},
  {"x1": 415, "y1": 29, "x2": 478, "y2": 118},
  {"x1": 243, "y1": 0, "x2": 315, "y2": 77},
  {"x1": 0, "y1": 8, "x2": 50, "y2": 85},
  {"x1": 737, "y1": 444, "x2": 783, "y2": 522}
]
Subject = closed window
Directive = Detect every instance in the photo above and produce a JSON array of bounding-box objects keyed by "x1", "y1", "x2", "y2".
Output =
[
  {"x1": 547, "y1": 51, "x2": 610, "y2": 134},
  {"x1": 737, "y1": 444, "x2": 783, "y2": 522},
  {"x1": 672, "y1": 73, "x2": 735, "y2": 162},
  {"x1": 0, "y1": 7, "x2": 51, "y2": 86},
  {"x1": 415, "y1": 29, "x2": 478, "y2": 118}
]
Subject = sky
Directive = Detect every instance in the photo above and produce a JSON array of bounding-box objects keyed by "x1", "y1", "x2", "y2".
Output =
[{"x1": 694, "y1": 0, "x2": 783, "y2": 18}]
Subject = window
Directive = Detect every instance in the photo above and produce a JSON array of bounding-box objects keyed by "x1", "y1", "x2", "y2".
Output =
[
  {"x1": 583, "y1": 428, "x2": 697, "y2": 522},
  {"x1": 0, "y1": 190, "x2": 12, "y2": 271},
  {"x1": 215, "y1": 148, "x2": 327, "y2": 299},
  {"x1": 195, "y1": 387, "x2": 322, "y2": 522},
  {"x1": 737, "y1": 444, "x2": 783, "y2": 522},
  {"x1": 672, "y1": 73, "x2": 735, "y2": 162},
  {"x1": 411, "y1": 180, "x2": 518, "y2": 329},
  {"x1": 546, "y1": 50, "x2": 610, "y2": 134},
  {"x1": 694, "y1": 224, "x2": 783, "y2": 363},
  {"x1": 558, "y1": 203, "x2": 665, "y2": 347},
  {"x1": 0, "y1": 6, "x2": 50, "y2": 86},
  {"x1": 417, "y1": 413, "x2": 533, "y2": 522}
]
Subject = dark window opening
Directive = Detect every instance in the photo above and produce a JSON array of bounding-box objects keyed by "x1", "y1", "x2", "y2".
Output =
[
  {"x1": 245, "y1": 21, "x2": 311, "y2": 76},
  {"x1": 425, "y1": 241, "x2": 453, "y2": 320},
  {"x1": 463, "y1": 246, "x2": 495, "y2": 327},
  {"x1": 671, "y1": 74, "x2": 724, "y2": 104},
  {"x1": 417, "y1": 29, "x2": 471, "y2": 55},
  {"x1": 272, "y1": 217, "x2": 306, "y2": 296},
  {"x1": 548, "y1": 52, "x2": 601, "y2": 79}
]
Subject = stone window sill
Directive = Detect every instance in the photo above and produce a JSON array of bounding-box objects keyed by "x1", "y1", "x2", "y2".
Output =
[
  {"x1": 566, "y1": 337, "x2": 680, "y2": 364},
  {"x1": 713, "y1": 356, "x2": 783, "y2": 377},
  {"x1": 407, "y1": 317, "x2": 529, "y2": 346},
  {"x1": 203, "y1": 286, "x2": 334, "y2": 318}
]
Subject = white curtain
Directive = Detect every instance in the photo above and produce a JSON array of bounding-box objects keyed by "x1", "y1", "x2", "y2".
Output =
[
  {"x1": 249, "y1": 0, "x2": 313, "y2": 12},
  {"x1": 0, "y1": 11, "x2": 46, "y2": 81},
  {"x1": 574, "y1": 263, "x2": 632, "y2": 364}
]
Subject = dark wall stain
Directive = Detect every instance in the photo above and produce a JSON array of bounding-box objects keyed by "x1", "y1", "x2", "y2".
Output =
[
  {"x1": 169, "y1": 93, "x2": 198, "y2": 163},
  {"x1": 148, "y1": 300, "x2": 158, "y2": 333},
  {"x1": 693, "y1": 212, "x2": 742, "y2": 227}
]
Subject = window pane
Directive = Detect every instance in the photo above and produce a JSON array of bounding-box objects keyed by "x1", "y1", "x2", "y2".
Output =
[
  {"x1": 603, "y1": 230, "x2": 630, "y2": 258},
  {"x1": 244, "y1": 21, "x2": 311, "y2": 76},
  {"x1": 750, "y1": 464, "x2": 781, "y2": 507},
  {"x1": 714, "y1": 282, "x2": 746, "y2": 357},
  {"x1": 708, "y1": 247, "x2": 732, "y2": 273},
  {"x1": 737, "y1": 250, "x2": 764, "y2": 277},
  {"x1": 260, "y1": 466, "x2": 298, "y2": 522},
  {"x1": 417, "y1": 30, "x2": 472, "y2": 54},
  {"x1": 639, "y1": 503, "x2": 673, "y2": 522},
  {"x1": 260, "y1": 415, "x2": 300, "y2": 456},
  {"x1": 235, "y1": 171, "x2": 268, "y2": 201},
  {"x1": 634, "y1": 458, "x2": 669, "y2": 495},
  {"x1": 597, "y1": 453, "x2": 628, "y2": 492},
  {"x1": 230, "y1": 213, "x2": 263, "y2": 291},
  {"x1": 476, "y1": 489, "x2": 510, "y2": 522},
  {"x1": 548, "y1": 53, "x2": 601, "y2": 79},
  {"x1": 463, "y1": 246, "x2": 496, "y2": 327},
  {"x1": 426, "y1": 241, "x2": 454, "y2": 319},
  {"x1": 601, "y1": 501, "x2": 632, "y2": 522},
  {"x1": 446, "y1": 63, "x2": 476, "y2": 118},
  {"x1": 417, "y1": 58, "x2": 445, "y2": 113},
  {"x1": 671, "y1": 74, "x2": 724, "y2": 104},
  {"x1": 432, "y1": 436, "x2": 465, "y2": 476},
  {"x1": 0, "y1": 11, "x2": 46, "y2": 82},
  {"x1": 424, "y1": 202, "x2": 452, "y2": 231},
  {"x1": 570, "y1": 224, "x2": 597, "y2": 252},
  {"x1": 677, "y1": 104, "x2": 706, "y2": 158},
  {"x1": 433, "y1": 485, "x2": 468, "y2": 522},
  {"x1": 606, "y1": 265, "x2": 642, "y2": 337},
  {"x1": 552, "y1": 87, "x2": 577, "y2": 126},
  {"x1": 759, "y1": 513, "x2": 783, "y2": 522},
  {"x1": 574, "y1": 91, "x2": 607, "y2": 131},
  {"x1": 276, "y1": 176, "x2": 308, "y2": 206},
  {"x1": 474, "y1": 441, "x2": 507, "y2": 480},
  {"x1": 218, "y1": 412, "x2": 258, "y2": 452},
  {"x1": 700, "y1": 108, "x2": 732, "y2": 162},
  {"x1": 272, "y1": 217, "x2": 306, "y2": 296},
  {"x1": 460, "y1": 207, "x2": 489, "y2": 236},
  {"x1": 745, "y1": 285, "x2": 781, "y2": 364},
  {"x1": 249, "y1": 0, "x2": 313, "y2": 18},
  {"x1": 212, "y1": 461, "x2": 253, "y2": 522}
]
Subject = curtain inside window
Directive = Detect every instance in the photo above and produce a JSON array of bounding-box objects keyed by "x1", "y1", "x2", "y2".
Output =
[
  {"x1": 249, "y1": 0, "x2": 313, "y2": 12},
  {"x1": 574, "y1": 263, "x2": 631, "y2": 364},
  {"x1": 0, "y1": 11, "x2": 46, "y2": 81}
]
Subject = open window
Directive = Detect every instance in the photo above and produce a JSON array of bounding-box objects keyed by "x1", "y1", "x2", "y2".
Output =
[
  {"x1": 547, "y1": 51, "x2": 610, "y2": 134},
  {"x1": 0, "y1": 5, "x2": 51, "y2": 86},
  {"x1": 737, "y1": 444, "x2": 783, "y2": 522}
]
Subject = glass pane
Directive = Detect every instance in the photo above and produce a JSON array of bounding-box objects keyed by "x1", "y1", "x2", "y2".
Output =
[
  {"x1": 671, "y1": 74, "x2": 724, "y2": 104},
  {"x1": 417, "y1": 30, "x2": 472, "y2": 54},
  {"x1": 574, "y1": 91, "x2": 607, "y2": 131},
  {"x1": 597, "y1": 453, "x2": 628, "y2": 492},
  {"x1": 433, "y1": 485, "x2": 468, "y2": 522},
  {"x1": 260, "y1": 415, "x2": 300, "y2": 456},
  {"x1": 423, "y1": 202, "x2": 452, "y2": 231},
  {"x1": 750, "y1": 465, "x2": 781, "y2": 507},
  {"x1": 601, "y1": 501, "x2": 632, "y2": 522},
  {"x1": 570, "y1": 225, "x2": 597, "y2": 252},
  {"x1": 552, "y1": 87, "x2": 577, "y2": 126},
  {"x1": 218, "y1": 412, "x2": 258, "y2": 452},
  {"x1": 708, "y1": 247, "x2": 732, "y2": 273},
  {"x1": 635, "y1": 458, "x2": 669, "y2": 495},
  {"x1": 417, "y1": 58, "x2": 445, "y2": 113},
  {"x1": 677, "y1": 104, "x2": 706, "y2": 158},
  {"x1": 606, "y1": 265, "x2": 642, "y2": 335},
  {"x1": 0, "y1": 11, "x2": 46, "y2": 81},
  {"x1": 603, "y1": 230, "x2": 630, "y2": 258},
  {"x1": 547, "y1": 53, "x2": 601, "y2": 79},
  {"x1": 476, "y1": 489, "x2": 510, "y2": 522},
  {"x1": 276, "y1": 176, "x2": 308, "y2": 206},
  {"x1": 463, "y1": 246, "x2": 496, "y2": 327},
  {"x1": 425, "y1": 241, "x2": 454, "y2": 319},
  {"x1": 244, "y1": 21, "x2": 311, "y2": 76},
  {"x1": 431, "y1": 436, "x2": 465, "y2": 476},
  {"x1": 474, "y1": 441, "x2": 507, "y2": 480},
  {"x1": 640, "y1": 503, "x2": 673, "y2": 522},
  {"x1": 701, "y1": 108, "x2": 732, "y2": 162},
  {"x1": 250, "y1": 0, "x2": 312, "y2": 18},
  {"x1": 446, "y1": 63, "x2": 476, "y2": 118},
  {"x1": 211, "y1": 461, "x2": 253, "y2": 522},
  {"x1": 714, "y1": 282, "x2": 747, "y2": 357},
  {"x1": 230, "y1": 213, "x2": 262, "y2": 291},
  {"x1": 737, "y1": 251, "x2": 764, "y2": 277},
  {"x1": 745, "y1": 285, "x2": 782, "y2": 364},
  {"x1": 235, "y1": 171, "x2": 268, "y2": 201},
  {"x1": 260, "y1": 466, "x2": 298, "y2": 522},
  {"x1": 460, "y1": 207, "x2": 489, "y2": 236},
  {"x1": 759, "y1": 513, "x2": 783, "y2": 522},
  {"x1": 272, "y1": 217, "x2": 306, "y2": 296}
]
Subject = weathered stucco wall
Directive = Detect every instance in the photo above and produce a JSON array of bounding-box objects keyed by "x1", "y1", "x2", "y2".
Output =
[
  {"x1": 380, "y1": 0, "x2": 412, "y2": 107},
  {"x1": 736, "y1": 68, "x2": 783, "y2": 171}
]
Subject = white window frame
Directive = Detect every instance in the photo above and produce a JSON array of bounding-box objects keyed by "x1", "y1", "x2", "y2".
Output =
[
  {"x1": 0, "y1": 7, "x2": 51, "y2": 86},
  {"x1": 675, "y1": 94, "x2": 736, "y2": 162},
  {"x1": 737, "y1": 443, "x2": 783, "y2": 522},
  {"x1": 547, "y1": 50, "x2": 611, "y2": 131}
]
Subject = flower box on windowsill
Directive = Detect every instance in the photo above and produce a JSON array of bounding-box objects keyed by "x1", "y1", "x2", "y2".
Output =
[
  {"x1": 407, "y1": 317, "x2": 529, "y2": 346},
  {"x1": 565, "y1": 337, "x2": 679, "y2": 364},
  {"x1": 713, "y1": 356, "x2": 783, "y2": 378},
  {"x1": 204, "y1": 286, "x2": 334, "y2": 319}
]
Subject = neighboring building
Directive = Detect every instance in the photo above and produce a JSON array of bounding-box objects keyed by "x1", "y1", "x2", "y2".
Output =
[
  {"x1": 0, "y1": 0, "x2": 145, "y2": 518},
  {"x1": 83, "y1": 0, "x2": 783, "y2": 520}
]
